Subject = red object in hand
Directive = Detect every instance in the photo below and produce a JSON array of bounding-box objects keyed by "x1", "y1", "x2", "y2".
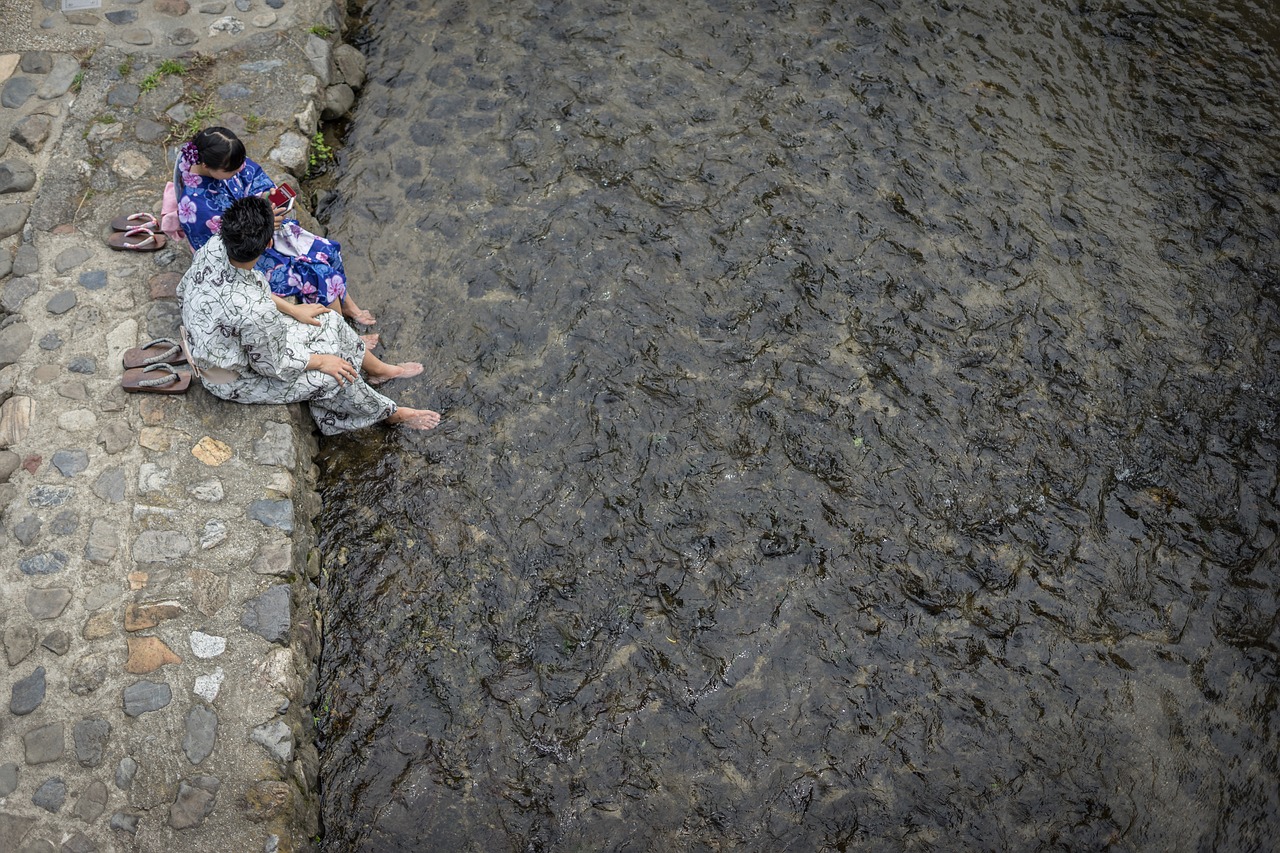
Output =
[{"x1": 268, "y1": 183, "x2": 296, "y2": 209}]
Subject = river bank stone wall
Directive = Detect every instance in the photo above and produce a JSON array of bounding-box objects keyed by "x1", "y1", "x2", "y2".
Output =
[{"x1": 0, "y1": 0, "x2": 365, "y2": 849}]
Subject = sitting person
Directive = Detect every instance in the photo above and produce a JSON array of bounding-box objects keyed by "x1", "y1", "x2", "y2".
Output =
[
  {"x1": 178, "y1": 195, "x2": 441, "y2": 434},
  {"x1": 175, "y1": 126, "x2": 376, "y2": 326}
]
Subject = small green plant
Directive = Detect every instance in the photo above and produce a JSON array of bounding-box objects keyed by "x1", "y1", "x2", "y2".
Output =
[
  {"x1": 184, "y1": 103, "x2": 220, "y2": 136},
  {"x1": 139, "y1": 59, "x2": 186, "y2": 93},
  {"x1": 70, "y1": 71, "x2": 84, "y2": 94},
  {"x1": 117, "y1": 57, "x2": 134, "y2": 77},
  {"x1": 246, "y1": 113, "x2": 263, "y2": 133},
  {"x1": 307, "y1": 131, "x2": 334, "y2": 174},
  {"x1": 308, "y1": 24, "x2": 334, "y2": 37}
]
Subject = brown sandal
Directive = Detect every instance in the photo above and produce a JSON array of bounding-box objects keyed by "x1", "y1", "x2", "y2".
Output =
[
  {"x1": 108, "y1": 226, "x2": 167, "y2": 252},
  {"x1": 121, "y1": 363, "x2": 191, "y2": 394},
  {"x1": 110, "y1": 211, "x2": 159, "y2": 231},
  {"x1": 122, "y1": 338, "x2": 187, "y2": 369}
]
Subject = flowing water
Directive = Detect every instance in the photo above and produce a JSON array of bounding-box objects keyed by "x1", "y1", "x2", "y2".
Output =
[{"x1": 311, "y1": 0, "x2": 1280, "y2": 849}]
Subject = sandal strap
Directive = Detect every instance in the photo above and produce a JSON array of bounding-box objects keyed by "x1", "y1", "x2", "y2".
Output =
[
  {"x1": 137, "y1": 338, "x2": 181, "y2": 365},
  {"x1": 137, "y1": 363, "x2": 182, "y2": 387}
]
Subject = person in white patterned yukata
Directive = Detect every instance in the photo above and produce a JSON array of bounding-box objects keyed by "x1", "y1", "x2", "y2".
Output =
[{"x1": 178, "y1": 195, "x2": 442, "y2": 434}]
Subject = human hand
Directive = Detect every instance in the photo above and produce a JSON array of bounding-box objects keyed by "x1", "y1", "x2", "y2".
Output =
[
  {"x1": 289, "y1": 303, "x2": 331, "y2": 326},
  {"x1": 308, "y1": 353, "x2": 359, "y2": 385},
  {"x1": 273, "y1": 206, "x2": 287, "y2": 229}
]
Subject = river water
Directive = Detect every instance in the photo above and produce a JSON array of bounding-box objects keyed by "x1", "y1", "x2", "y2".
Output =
[{"x1": 311, "y1": 0, "x2": 1280, "y2": 849}]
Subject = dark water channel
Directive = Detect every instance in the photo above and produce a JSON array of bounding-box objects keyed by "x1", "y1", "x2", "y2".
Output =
[{"x1": 312, "y1": 0, "x2": 1280, "y2": 849}]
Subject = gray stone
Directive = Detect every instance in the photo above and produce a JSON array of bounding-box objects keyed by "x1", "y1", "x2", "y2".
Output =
[
  {"x1": 27, "y1": 586, "x2": 72, "y2": 619},
  {"x1": 74, "y1": 718, "x2": 111, "y2": 767},
  {"x1": 73, "y1": 780, "x2": 109, "y2": 823},
  {"x1": 240, "y1": 59, "x2": 283, "y2": 74},
  {"x1": 110, "y1": 813, "x2": 139, "y2": 834},
  {"x1": 105, "y1": 9, "x2": 138, "y2": 23},
  {"x1": 0, "y1": 762, "x2": 17, "y2": 796},
  {"x1": 54, "y1": 245, "x2": 92, "y2": 273},
  {"x1": 209, "y1": 15, "x2": 244, "y2": 35},
  {"x1": 0, "y1": 160, "x2": 37, "y2": 193},
  {"x1": 29, "y1": 484, "x2": 72, "y2": 507},
  {"x1": 23, "y1": 722, "x2": 63, "y2": 763},
  {"x1": 11, "y1": 115, "x2": 52, "y2": 153},
  {"x1": 251, "y1": 720, "x2": 294, "y2": 764},
  {"x1": 266, "y1": 0, "x2": 282, "y2": 7},
  {"x1": 19, "y1": 550, "x2": 69, "y2": 576},
  {"x1": 20, "y1": 52, "x2": 53, "y2": 74},
  {"x1": 0, "y1": 204, "x2": 29, "y2": 240},
  {"x1": 123, "y1": 680, "x2": 172, "y2": 716},
  {"x1": 124, "y1": 28, "x2": 153, "y2": 45},
  {"x1": 168, "y1": 776, "x2": 220, "y2": 829},
  {"x1": 252, "y1": 540, "x2": 292, "y2": 576},
  {"x1": 268, "y1": 131, "x2": 309, "y2": 175},
  {"x1": 1, "y1": 76, "x2": 35, "y2": 108},
  {"x1": 171, "y1": 27, "x2": 199, "y2": 46},
  {"x1": 199, "y1": 1, "x2": 227, "y2": 11},
  {"x1": 69, "y1": 355, "x2": 98, "y2": 374},
  {"x1": 11, "y1": 666, "x2": 46, "y2": 715},
  {"x1": 115, "y1": 756, "x2": 138, "y2": 789},
  {"x1": 133, "y1": 529, "x2": 191, "y2": 562},
  {"x1": 188, "y1": 478, "x2": 224, "y2": 501},
  {"x1": 32, "y1": 777, "x2": 66, "y2": 812},
  {"x1": 200, "y1": 518, "x2": 227, "y2": 549},
  {"x1": 85, "y1": 582, "x2": 119, "y2": 611},
  {"x1": 183, "y1": 705, "x2": 217, "y2": 764},
  {"x1": 79, "y1": 269, "x2": 107, "y2": 290},
  {"x1": 323, "y1": 82, "x2": 356, "y2": 120},
  {"x1": 38, "y1": 331, "x2": 62, "y2": 350},
  {"x1": 334, "y1": 43, "x2": 367, "y2": 89},
  {"x1": 38, "y1": 55, "x2": 80, "y2": 99},
  {"x1": 93, "y1": 466, "x2": 127, "y2": 501},
  {"x1": 135, "y1": 118, "x2": 168, "y2": 143},
  {"x1": 234, "y1": 0, "x2": 250, "y2": 9},
  {"x1": 4, "y1": 622, "x2": 38, "y2": 664},
  {"x1": 85, "y1": 519, "x2": 119, "y2": 564},
  {"x1": 249, "y1": 498, "x2": 293, "y2": 532},
  {"x1": 304, "y1": 34, "x2": 332, "y2": 85},
  {"x1": 13, "y1": 243, "x2": 37, "y2": 274},
  {"x1": 51, "y1": 508, "x2": 79, "y2": 535},
  {"x1": 52, "y1": 449, "x2": 88, "y2": 476},
  {"x1": 62, "y1": 831, "x2": 97, "y2": 853},
  {"x1": 0, "y1": 449, "x2": 15, "y2": 482},
  {"x1": 70, "y1": 652, "x2": 108, "y2": 695},
  {"x1": 14, "y1": 512, "x2": 40, "y2": 545},
  {"x1": 0, "y1": 814, "x2": 37, "y2": 853},
  {"x1": 40, "y1": 629, "x2": 70, "y2": 655},
  {"x1": 241, "y1": 585, "x2": 291, "y2": 644},
  {"x1": 2, "y1": 276, "x2": 37, "y2": 312},
  {"x1": 106, "y1": 83, "x2": 140, "y2": 107},
  {"x1": 217, "y1": 83, "x2": 253, "y2": 99}
]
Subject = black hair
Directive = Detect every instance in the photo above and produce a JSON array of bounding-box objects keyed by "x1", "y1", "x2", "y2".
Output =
[
  {"x1": 221, "y1": 196, "x2": 274, "y2": 263},
  {"x1": 193, "y1": 126, "x2": 247, "y2": 172}
]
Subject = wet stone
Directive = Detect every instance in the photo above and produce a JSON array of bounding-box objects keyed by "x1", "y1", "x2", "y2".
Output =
[
  {"x1": 115, "y1": 756, "x2": 137, "y2": 790},
  {"x1": 0, "y1": 762, "x2": 17, "y2": 796},
  {"x1": 73, "y1": 718, "x2": 110, "y2": 767},
  {"x1": 4, "y1": 622, "x2": 37, "y2": 665},
  {"x1": 52, "y1": 449, "x2": 89, "y2": 476},
  {"x1": 242, "y1": 585, "x2": 291, "y2": 644},
  {"x1": 111, "y1": 812, "x2": 140, "y2": 834},
  {"x1": 183, "y1": 705, "x2": 217, "y2": 764},
  {"x1": 32, "y1": 777, "x2": 66, "y2": 812},
  {"x1": 106, "y1": 83, "x2": 140, "y2": 107},
  {"x1": 3, "y1": 276, "x2": 38, "y2": 312},
  {"x1": 1, "y1": 77, "x2": 35, "y2": 108},
  {"x1": 54, "y1": 245, "x2": 91, "y2": 272},
  {"x1": 79, "y1": 269, "x2": 107, "y2": 290},
  {"x1": 20, "y1": 550, "x2": 69, "y2": 576},
  {"x1": 11, "y1": 666, "x2": 46, "y2": 715},
  {"x1": 23, "y1": 722, "x2": 63, "y2": 763},
  {"x1": 249, "y1": 498, "x2": 294, "y2": 532},
  {"x1": 14, "y1": 513, "x2": 40, "y2": 545},
  {"x1": 123, "y1": 680, "x2": 172, "y2": 716},
  {"x1": 169, "y1": 776, "x2": 220, "y2": 829},
  {"x1": 28, "y1": 586, "x2": 72, "y2": 619},
  {"x1": 29, "y1": 484, "x2": 72, "y2": 507},
  {"x1": 51, "y1": 509, "x2": 79, "y2": 535},
  {"x1": 40, "y1": 629, "x2": 70, "y2": 655},
  {"x1": 105, "y1": 9, "x2": 138, "y2": 23},
  {"x1": 93, "y1": 466, "x2": 127, "y2": 501}
]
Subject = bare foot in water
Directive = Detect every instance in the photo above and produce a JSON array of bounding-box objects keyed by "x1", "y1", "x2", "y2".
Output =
[
  {"x1": 343, "y1": 295, "x2": 376, "y2": 326},
  {"x1": 387, "y1": 407, "x2": 441, "y2": 430},
  {"x1": 359, "y1": 333, "x2": 380, "y2": 349},
  {"x1": 367, "y1": 361, "x2": 424, "y2": 386}
]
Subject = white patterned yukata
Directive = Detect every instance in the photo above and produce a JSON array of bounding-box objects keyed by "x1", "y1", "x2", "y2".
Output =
[{"x1": 178, "y1": 236, "x2": 396, "y2": 435}]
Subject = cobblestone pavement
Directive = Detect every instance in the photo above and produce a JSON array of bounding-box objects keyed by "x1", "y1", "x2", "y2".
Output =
[{"x1": 0, "y1": 0, "x2": 369, "y2": 849}]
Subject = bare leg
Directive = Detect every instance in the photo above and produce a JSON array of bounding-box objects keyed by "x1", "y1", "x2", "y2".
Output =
[
  {"x1": 361, "y1": 350, "x2": 424, "y2": 386},
  {"x1": 386, "y1": 407, "x2": 441, "y2": 430},
  {"x1": 359, "y1": 333, "x2": 380, "y2": 348},
  {"x1": 342, "y1": 293, "x2": 376, "y2": 326}
]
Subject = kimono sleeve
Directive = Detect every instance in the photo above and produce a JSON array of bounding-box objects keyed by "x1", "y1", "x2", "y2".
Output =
[
  {"x1": 237, "y1": 298, "x2": 310, "y2": 382},
  {"x1": 241, "y1": 159, "x2": 277, "y2": 196}
]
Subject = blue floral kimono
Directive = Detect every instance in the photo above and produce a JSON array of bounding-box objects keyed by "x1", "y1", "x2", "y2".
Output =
[{"x1": 175, "y1": 144, "x2": 349, "y2": 306}]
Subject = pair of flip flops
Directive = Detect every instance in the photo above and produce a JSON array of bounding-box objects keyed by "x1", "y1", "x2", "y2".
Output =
[
  {"x1": 120, "y1": 338, "x2": 191, "y2": 394},
  {"x1": 108, "y1": 212, "x2": 167, "y2": 251}
]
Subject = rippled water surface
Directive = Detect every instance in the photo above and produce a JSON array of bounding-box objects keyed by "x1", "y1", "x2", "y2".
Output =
[{"x1": 313, "y1": 0, "x2": 1280, "y2": 849}]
